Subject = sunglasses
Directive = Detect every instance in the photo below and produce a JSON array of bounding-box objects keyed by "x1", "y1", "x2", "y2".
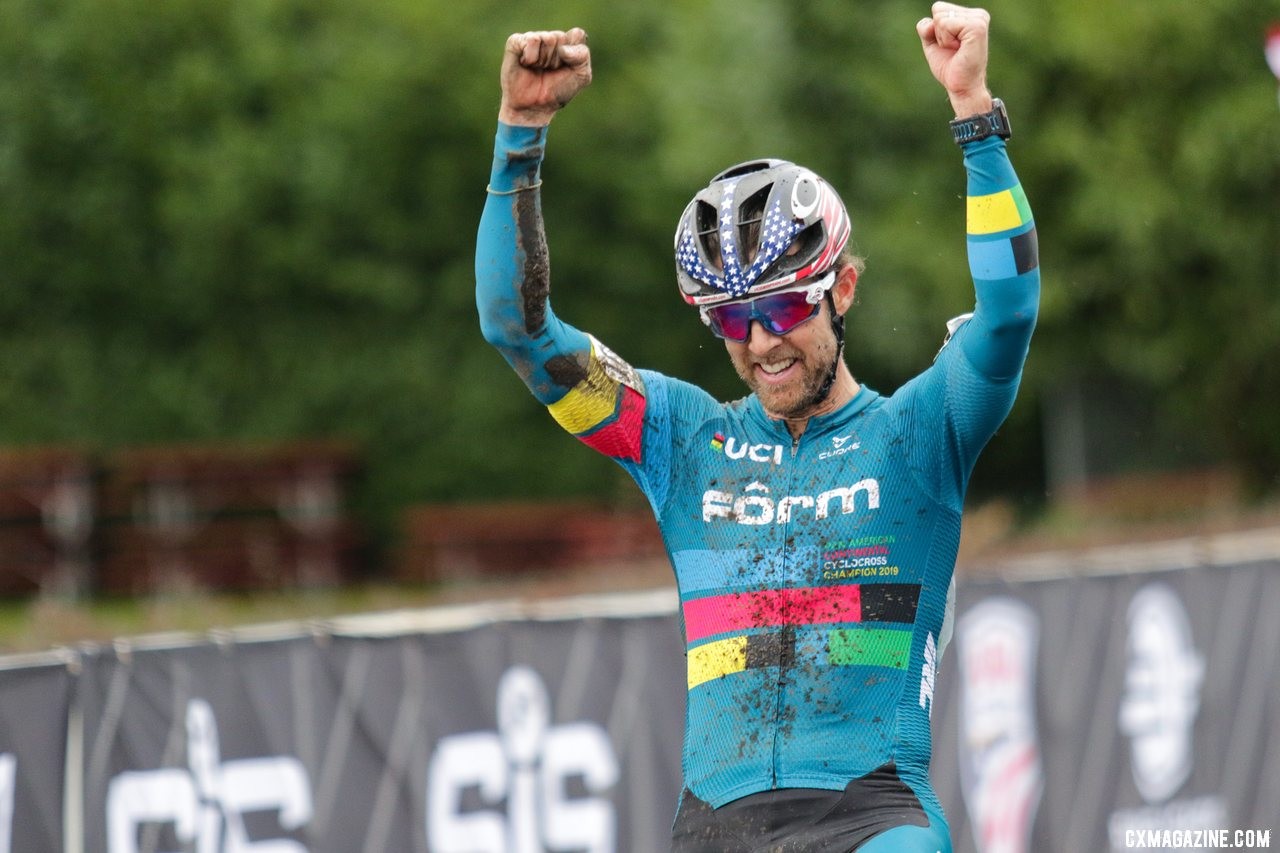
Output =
[{"x1": 699, "y1": 272, "x2": 836, "y2": 343}]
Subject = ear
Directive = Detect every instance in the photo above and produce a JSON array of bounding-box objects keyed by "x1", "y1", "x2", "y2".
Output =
[{"x1": 830, "y1": 265, "x2": 858, "y2": 315}]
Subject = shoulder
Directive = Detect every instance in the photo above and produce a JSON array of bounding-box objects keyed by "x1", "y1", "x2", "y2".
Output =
[
  {"x1": 874, "y1": 314, "x2": 976, "y2": 411},
  {"x1": 637, "y1": 370, "x2": 734, "y2": 409}
]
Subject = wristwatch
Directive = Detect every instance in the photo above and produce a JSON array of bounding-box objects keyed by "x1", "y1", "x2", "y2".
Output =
[{"x1": 949, "y1": 98, "x2": 1011, "y2": 145}]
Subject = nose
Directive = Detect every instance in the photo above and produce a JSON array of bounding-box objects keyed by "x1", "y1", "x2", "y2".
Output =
[{"x1": 745, "y1": 320, "x2": 784, "y2": 353}]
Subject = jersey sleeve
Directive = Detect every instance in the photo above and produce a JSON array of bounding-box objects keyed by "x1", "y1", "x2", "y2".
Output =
[
  {"x1": 475, "y1": 122, "x2": 665, "y2": 487},
  {"x1": 955, "y1": 136, "x2": 1040, "y2": 381},
  {"x1": 900, "y1": 137, "x2": 1040, "y2": 508}
]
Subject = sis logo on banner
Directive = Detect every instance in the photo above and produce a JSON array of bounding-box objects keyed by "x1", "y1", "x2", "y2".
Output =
[
  {"x1": 427, "y1": 666, "x2": 620, "y2": 853},
  {"x1": 105, "y1": 699, "x2": 313, "y2": 853}
]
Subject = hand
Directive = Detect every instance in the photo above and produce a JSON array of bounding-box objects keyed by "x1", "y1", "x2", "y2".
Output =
[
  {"x1": 916, "y1": 3, "x2": 993, "y2": 118},
  {"x1": 498, "y1": 28, "x2": 593, "y2": 127}
]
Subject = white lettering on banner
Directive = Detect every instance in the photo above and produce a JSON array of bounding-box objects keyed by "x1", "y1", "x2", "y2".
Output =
[
  {"x1": 427, "y1": 666, "x2": 620, "y2": 853},
  {"x1": 0, "y1": 753, "x2": 14, "y2": 853},
  {"x1": 1120, "y1": 584, "x2": 1205, "y2": 804},
  {"x1": 1108, "y1": 584, "x2": 1228, "y2": 852},
  {"x1": 702, "y1": 479, "x2": 880, "y2": 525},
  {"x1": 106, "y1": 699, "x2": 313, "y2": 853}
]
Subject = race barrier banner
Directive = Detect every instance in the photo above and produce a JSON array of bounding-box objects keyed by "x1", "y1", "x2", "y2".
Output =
[
  {"x1": 0, "y1": 656, "x2": 72, "y2": 852},
  {"x1": 931, "y1": 555, "x2": 1280, "y2": 852},
  {"x1": 72, "y1": 603, "x2": 686, "y2": 853},
  {"x1": 0, "y1": 538, "x2": 1277, "y2": 852}
]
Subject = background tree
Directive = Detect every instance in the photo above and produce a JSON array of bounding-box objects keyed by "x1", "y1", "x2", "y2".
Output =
[{"x1": 0, "y1": 0, "x2": 1275, "y2": 560}]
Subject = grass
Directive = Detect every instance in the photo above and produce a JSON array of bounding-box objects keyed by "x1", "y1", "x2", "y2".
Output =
[
  {"x1": 0, "y1": 583, "x2": 449, "y2": 655},
  {"x1": 0, "y1": 554, "x2": 677, "y2": 655}
]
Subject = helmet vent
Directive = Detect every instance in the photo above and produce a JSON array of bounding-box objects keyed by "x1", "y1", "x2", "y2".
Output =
[
  {"x1": 737, "y1": 186, "x2": 771, "y2": 265},
  {"x1": 712, "y1": 159, "x2": 777, "y2": 182}
]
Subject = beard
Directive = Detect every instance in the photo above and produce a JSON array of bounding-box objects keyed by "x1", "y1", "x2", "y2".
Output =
[{"x1": 730, "y1": 329, "x2": 842, "y2": 419}]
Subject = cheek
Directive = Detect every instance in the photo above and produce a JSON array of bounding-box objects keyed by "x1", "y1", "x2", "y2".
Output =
[
  {"x1": 725, "y1": 342, "x2": 752, "y2": 375},
  {"x1": 794, "y1": 322, "x2": 836, "y2": 359}
]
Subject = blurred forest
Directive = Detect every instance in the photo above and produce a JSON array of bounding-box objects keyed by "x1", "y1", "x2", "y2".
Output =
[{"x1": 0, "y1": 0, "x2": 1276, "y2": 554}]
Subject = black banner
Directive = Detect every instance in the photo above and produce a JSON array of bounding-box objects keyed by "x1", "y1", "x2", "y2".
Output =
[
  {"x1": 74, "y1": 610, "x2": 686, "y2": 853},
  {"x1": 933, "y1": 558, "x2": 1280, "y2": 852},
  {"x1": 0, "y1": 657, "x2": 71, "y2": 853},
  {"x1": 78, "y1": 637, "x2": 322, "y2": 853},
  {"x1": 3, "y1": 550, "x2": 1278, "y2": 851}
]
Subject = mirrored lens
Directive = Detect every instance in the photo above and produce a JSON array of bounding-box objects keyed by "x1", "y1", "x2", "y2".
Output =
[
  {"x1": 706, "y1": 302, "x2": 754, "y2": 341},
  {"x1": 706, "y1": 291, "x2": 820, "y2": 342},
  {"x1": 755, "y1": 291, "x2": 821, "y2": 335}
]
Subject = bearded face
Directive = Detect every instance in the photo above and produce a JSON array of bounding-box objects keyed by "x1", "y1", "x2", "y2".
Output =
[{"x1": 724, "y1": 301, "x2": 843, "y2": 420}]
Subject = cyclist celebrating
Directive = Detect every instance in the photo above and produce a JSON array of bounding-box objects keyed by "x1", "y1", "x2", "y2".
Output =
[{"x1": 476, "y1": 4, "x2": 1039, "y2": 850}]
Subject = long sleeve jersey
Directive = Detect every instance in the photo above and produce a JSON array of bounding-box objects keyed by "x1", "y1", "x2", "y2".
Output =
[{"x1": 476, "y1": 122, "x2": 1040, "y2": 813}]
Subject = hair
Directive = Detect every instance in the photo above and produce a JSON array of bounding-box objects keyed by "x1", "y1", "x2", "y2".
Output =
[{"x1": 834, "y1": 248, "x2": 866, "y2": 281}]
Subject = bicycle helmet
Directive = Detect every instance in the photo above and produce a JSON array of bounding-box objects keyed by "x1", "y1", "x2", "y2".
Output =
[{"x1": 674, "y1": 159, "x2": 851, "y2": 306}]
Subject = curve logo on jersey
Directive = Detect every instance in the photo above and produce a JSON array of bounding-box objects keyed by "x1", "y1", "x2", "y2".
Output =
[
  {"x1": 702, "y1": 479, "x2": 880, "y2": 525},
  {"x1": 427, "y1": 666, "x2": 620, "y2": 853},
  {"x1": 709, "y1": 433, "x2": 784, "y2": 466},
  {"x1": 105, "y1": 698, "x2": 313, "y2": 853},
  {"x1": 818, "y1": 434, "x2": 861, "y2": 461},
  {"x1": 956, "y1": 597, "x2": 1043, "y2": 853}
]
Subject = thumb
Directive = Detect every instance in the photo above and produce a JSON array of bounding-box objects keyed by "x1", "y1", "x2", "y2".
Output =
[
  {"x1": 560, "y1": 27, "x2": 590, "y2": 68},
  {"x1": 559, "y1": 43, "x2": 589, "y2": 67}
]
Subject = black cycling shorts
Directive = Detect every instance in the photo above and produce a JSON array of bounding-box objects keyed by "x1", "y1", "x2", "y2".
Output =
[{"x1": 670, "y1": 763, "x2": 940, "y2": 853}]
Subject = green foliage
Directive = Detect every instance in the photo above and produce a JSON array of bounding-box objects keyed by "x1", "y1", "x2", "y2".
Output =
[
  {"x1": 0, "y1": 0, "x2": 1276, "y2": 561},
  {"x1": 1005, "y1": 0, "x2": 1280, "y2": 490}
]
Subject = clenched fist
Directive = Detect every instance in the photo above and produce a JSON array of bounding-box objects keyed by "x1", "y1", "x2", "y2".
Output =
[
  {"x1": 499, "y1": 28, "x2": 593, "y2": 127},
  {"x1": 917, "y1": 3, "x2": 994, "y2": 118}
]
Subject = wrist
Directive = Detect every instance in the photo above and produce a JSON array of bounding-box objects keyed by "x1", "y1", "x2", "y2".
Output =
[
  {"x1": 948, "y1": 88, "x2": 994, "y2": 120},
  {"x1": 499, "y1": 101, "x2": 557, "y2": 128},
  {"x1": 490, "y1": 122, "x2": 547, "y2": 192}
]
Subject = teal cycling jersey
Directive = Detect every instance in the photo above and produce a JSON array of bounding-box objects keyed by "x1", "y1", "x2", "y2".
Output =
[{"x1": 476, "y1": 122, "x2": 1039, "y2": 815}]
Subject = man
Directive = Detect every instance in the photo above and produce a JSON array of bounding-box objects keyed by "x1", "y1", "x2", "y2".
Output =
[{"x1": 476, "y1": 4, "x2": 1039, "y2": 850}]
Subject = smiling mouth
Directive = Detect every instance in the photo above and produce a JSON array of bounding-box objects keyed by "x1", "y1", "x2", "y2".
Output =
[{"x1": 755, "y1": 358, "x2": 798, "y2": 380}]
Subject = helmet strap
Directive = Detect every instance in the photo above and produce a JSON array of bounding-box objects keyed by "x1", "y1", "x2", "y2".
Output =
[{"x1": 814, "y1": 291, "x2": 845, "y2": 402}]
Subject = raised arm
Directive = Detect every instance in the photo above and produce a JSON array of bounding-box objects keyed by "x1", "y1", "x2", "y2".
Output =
[
  {"x1": 919, "y1": 3, "x2": 1039, "y2": 381},
  {"x1": 476, "y1": 29, "x2": 594, "y2": 403},
  {"x1": 476, "y1": 30, "x2": 651, "y2": 467}
]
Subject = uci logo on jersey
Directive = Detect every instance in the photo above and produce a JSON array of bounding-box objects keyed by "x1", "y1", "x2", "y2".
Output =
[{"x1": 710, "y1": 433, "x2": 784, "y2": 466}]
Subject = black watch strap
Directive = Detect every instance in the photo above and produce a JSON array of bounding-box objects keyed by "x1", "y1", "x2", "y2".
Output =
[{"x1": 949, "y1": 98, "x2": 1011, "y2": 145}]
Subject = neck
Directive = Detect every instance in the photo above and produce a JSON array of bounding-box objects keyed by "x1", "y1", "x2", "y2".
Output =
[{"x1": 771, "y1": 364, "x2": 860, "y2": 441}]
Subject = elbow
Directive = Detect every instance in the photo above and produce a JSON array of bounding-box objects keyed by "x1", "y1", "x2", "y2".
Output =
[
  {"x1": 991, "y1": 311, "x2": 1038, "y2": 350},
  {"x1": 986, "y1": 286, "x2": 1040, "y2": 347},
  {"x1": 478, "y1": 299, "x2": 519, "y2": 351}
]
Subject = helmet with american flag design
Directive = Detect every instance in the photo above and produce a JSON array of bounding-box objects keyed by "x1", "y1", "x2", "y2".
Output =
[{"x1": 674, "y1": 159, "x2": 851, "y2": 307}]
